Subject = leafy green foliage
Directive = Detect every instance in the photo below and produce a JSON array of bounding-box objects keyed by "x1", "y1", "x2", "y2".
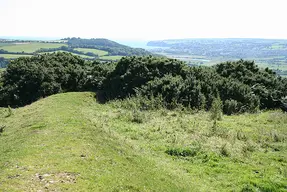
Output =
[
  {"x1": 215, "y1": 60, "x2": 287, "y2": 109},
  {"x1": 103, "y1": 56, "x2": 188, "y2": 100},
  {"x1": 210, "y1": 97, "x2": 223, "y2": 121},
  {"x1": 103, "y1": 57, "x2": 286, "y2": 113},
  {"x1": 0, "y1": 54, "x2": 286, "y2": 114},
  {"x1": 0, "y1": 52, "x2": 89, "y2": 107},
  {"x1": 223, "y1": 99, "x2": 238, "y2": 115},
  {"x1": 166, "y1": 148, "x2": 198, "y2": 157},
  {"x1": 87, "y1": 61, "x2": 116, "y2": 90}
]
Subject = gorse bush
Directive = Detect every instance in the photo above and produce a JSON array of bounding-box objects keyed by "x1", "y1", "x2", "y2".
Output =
[
  {"x1": 102, "y1": 57, "x2": 286, "y2": 113},
  {"x1": 102, "y1": 56, "x2": 188, "y2": 100},
  {"x1": 0, "y1": 55, "x2": 286, "y2": 114},
  {"x1": 0, "y1": 52, "x2": 89, "y2": 107},
  {"x1": 223, "y1": 99, "x2": 238, "y2": 115}
]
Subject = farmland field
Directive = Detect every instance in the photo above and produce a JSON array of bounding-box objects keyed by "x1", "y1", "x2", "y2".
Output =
[
  {"x1": 148, "y1": 38, "x2": 287, "y2": 76},
  {"x1": 0, "y1": 54, "x2": 32, "y2": 59},
  {"x1": 100, "y1": 55, "x2": 122, "y2": 60},
  {"x1": 74, "y1": 48, "x2": 108, "y2": 56},
  {"x1": 0, "y1": 43, "x2": 66, "y2": 53}
]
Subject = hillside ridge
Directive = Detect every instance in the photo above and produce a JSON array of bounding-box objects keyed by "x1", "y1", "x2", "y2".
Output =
[{"x1": 0, "y1": 92, "x2": 286, "y2": 191}]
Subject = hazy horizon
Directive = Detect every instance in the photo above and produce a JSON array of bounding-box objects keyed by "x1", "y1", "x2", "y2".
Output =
[{"x1": 1, "y1": 0, "x2": 287, "y2": 40}]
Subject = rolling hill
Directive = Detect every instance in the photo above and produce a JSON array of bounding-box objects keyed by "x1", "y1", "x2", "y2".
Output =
[
  {"x1": 0, "y1": 92, "x2": 286, "y2": 191},
  {"x1": 147, "y1": 38, "x2": 287, "y2": 76},
  {"x1": 0, "y1": 38, "x2": 151, "y2": 65}
]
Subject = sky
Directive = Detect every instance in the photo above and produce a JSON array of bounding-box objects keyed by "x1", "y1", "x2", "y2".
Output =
[{"x1": 1, "y1": 0, "x2": 287, "y2": 41}]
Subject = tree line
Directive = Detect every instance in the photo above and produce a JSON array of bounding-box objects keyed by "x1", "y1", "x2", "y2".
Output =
[
  {"x1": 34, "y1": 46, "x2": 99, "y2": 58},
  {"x1": 0, "y1": 53, "x2": 286, "y2": 114}
]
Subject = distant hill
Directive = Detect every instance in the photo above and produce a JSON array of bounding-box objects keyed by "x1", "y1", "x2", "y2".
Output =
[
  {"x1": 64, "y1": 37, "x2": 151, "y2": 56},
  {"x1": 147, "y1": 38, "x2": 287, "y2": 58},
  {"x1": 147, "y1": 38, "x2": 287, "y2": 76},
  {"x1": 0, "y1": 37, "x2": 151, "y2": 64}
]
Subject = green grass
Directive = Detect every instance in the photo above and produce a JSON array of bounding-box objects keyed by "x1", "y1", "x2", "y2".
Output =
[
  {"x1": 0, "y1": 92, "x2": 286, "y2": 191},
  {"x1": 0, "y1": 43, "x2": 66, "y2": 53},
  {"x1": 100, "y1": 55, "x2": 123, "y2": 61},
  {"x1": 74, "y1": 48, "x2": 108, "y2": 56},
  {"x1": 0, "y1": 54, "x2": 32, "y2": 59}
]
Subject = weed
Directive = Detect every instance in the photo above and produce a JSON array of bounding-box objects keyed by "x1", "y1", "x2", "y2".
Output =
[
  {"x1": 210, "y1": 97, "x2": 223, "y2": 121},
  {"x1": 220, "y1": 143, "x2": 230, "y2": 157},
  {"x1": 237, "y1": 130, "x2": 248, "y2": 141},
  {"x1": 0, "y1": 125, "x2": 5, "y2": 134},
  {"x1": 242, "y1": 142, "x2": 256, "y2": 155},
  {"x1": 270, "y1": 130, "x2": 285, "y2": 142},
  {"x1": 6, "y1": 106, "x2": 13, "y2": 117},
  {"x1": 166, "y1": 147, "x2": 197, "y2": 157},
  {"x1": 131, "y1": 110, "x2": 145, "y2": 124}
]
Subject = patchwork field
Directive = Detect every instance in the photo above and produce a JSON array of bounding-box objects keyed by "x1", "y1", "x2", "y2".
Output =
[
  {"x1": 0, "y1": 54, "x2": 33, "y2": 59},
  {"x1": 99, "y1": 55, "x2": 123, "y2": 61},
  {"x1": 74, "y1": 48, "x2": 108, "y2": 56},
  {"x1": 0, "y1": 43, "x2": 66, "y2": 53}
]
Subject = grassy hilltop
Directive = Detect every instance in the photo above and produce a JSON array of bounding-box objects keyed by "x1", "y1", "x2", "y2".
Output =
[{"x1": 0, "y1": 92, "x2": 286, "y2": 191}]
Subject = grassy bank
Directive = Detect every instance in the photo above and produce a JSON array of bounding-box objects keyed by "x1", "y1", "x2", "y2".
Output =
[{"x1": 0, "y1": 92, "x2": 286, "y2": 191}]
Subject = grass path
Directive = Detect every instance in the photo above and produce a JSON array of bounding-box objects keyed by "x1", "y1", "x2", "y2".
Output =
[
  {"x1": 0, "y1": 92, "x2": 286, "y2": 191},
  {"x1": 0, "y1": 93, "x2": 192, "y2": 191}
]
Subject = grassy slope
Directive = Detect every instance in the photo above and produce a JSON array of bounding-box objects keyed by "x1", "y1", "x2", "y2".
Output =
[
  {"x1": 99, "y1": 55, "x2": 123, "y2": 61},
  {"x1": 74, "y1": 48, "x2": 108, "y2": 56},
  {"x1": 0, "y1": 92, "x2": 286, "y2": 191},
  {"x1": 0, "y1": 43, "x2": 66, "y2": 53},
  {"x1": 0, "y1": 54, "x2": 32, "y2": 59}
]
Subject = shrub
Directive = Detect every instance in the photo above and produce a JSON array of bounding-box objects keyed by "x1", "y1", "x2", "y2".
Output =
[
  {"x1": 0, "y1": 52, "x2": 88, "y2": 107},
  {"x1": 210, "y1": 97, "x2": 223, "y2": 121},
  {"x1": 102, "y1": 56, "x2": 188, "y2": 100},
  {"x1": 223, "y1": 99, "x2": 238, "y2": 115},
  {"x1": 166, "y1": 143, "x2": 201, "y2": 157},
  {"x1": 131, "y1": 110, "x2": 145, "y2": 124},
  {"x1": 166, "y1": 148, "x2": 197, "y2": 157},
  {"x1": 220, "y1": 143, "x2": 229, "y2": 157}
]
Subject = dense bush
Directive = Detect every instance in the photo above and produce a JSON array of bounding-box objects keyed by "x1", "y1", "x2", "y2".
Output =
[
  {"x1": 102, "y1": 57, "x2": 286, "y2": 113},
  {"x1": 215, "y1": 60, "x2": 287, "y2": 109},
  {"x1": 102, "y1": 56, "x2": 188, "y2": 100},
  {"x1": 0, "y1": 54, "x2": 286, "y2": 114},
  {"x1": 223, "y1": 99, "x2": 239, "y2": 115},
  {"x1": 0, "y1": 52, "x2": 90, "y2": 107},
  {"x1": 87, "y1": 61, "x2": 116, "y2": 90}
]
